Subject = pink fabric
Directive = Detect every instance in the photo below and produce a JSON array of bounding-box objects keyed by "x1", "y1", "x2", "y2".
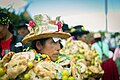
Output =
[{"x1": 113, "y1": 48, "x2": 120, "y2": 61}]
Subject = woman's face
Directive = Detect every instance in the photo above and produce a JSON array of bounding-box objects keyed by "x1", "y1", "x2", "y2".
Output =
[
  {"x1": 39, "y1": 38, "x2": 61, "y2": 61},
  {"x1": 77, "y1": 34, "x2": 87, "y2": 42},
  {"x1": 17, "y1": 27, "x2": 29, "y2": 37}
]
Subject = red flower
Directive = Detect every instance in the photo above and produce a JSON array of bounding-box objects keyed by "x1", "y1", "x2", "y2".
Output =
[
  {"x1": 56, "y1": 21, "x2": 62, "y2": 31},
  {"x1": 28, "y1": 20, "x2": 35, "y2": 28}
]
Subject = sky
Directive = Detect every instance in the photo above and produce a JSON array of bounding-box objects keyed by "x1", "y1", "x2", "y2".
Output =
[{"x1": 0, "y1": 0, "x2": 120, "y2": 32}]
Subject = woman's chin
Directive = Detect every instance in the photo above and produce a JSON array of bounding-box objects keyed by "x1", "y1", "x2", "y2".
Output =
[{"x1": 51, "y1": 56, "x2": 58, "y2": 61}]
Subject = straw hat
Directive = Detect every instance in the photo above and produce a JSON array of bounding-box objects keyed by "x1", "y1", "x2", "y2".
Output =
[{"x1": 22, "y1": 14, "x2": 71, "y2": 43}]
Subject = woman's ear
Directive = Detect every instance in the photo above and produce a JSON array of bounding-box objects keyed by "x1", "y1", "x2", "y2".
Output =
[{"x1": 36, "y1": 41, "x2": 42, "y2": 51}]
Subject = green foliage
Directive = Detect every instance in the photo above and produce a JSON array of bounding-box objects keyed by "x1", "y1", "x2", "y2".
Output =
[
  {"x1": 0, "y1": 7, "x2": 21, "y2": 25},
  {"x1": 0, "y1": 7, "x2": 31, "y2": 25}
]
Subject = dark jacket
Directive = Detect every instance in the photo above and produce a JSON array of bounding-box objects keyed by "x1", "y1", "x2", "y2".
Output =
[{"x1": 10, "y1": 35, "x2": 24, "y2": 52}]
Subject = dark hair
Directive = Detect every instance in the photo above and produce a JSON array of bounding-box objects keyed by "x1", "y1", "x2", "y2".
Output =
[
  {"x1": 16, "y1": 20, "x2": 28, "y2": 29},
  {"x1": 31, "y1": 38, "x2": 49, "y2": 51},
  {"x1": 8, "y1": 23, "x2": 15, "y2": 34},
  {"x1": 62, "y1": 23, "x2": 69, "y2": 32}
]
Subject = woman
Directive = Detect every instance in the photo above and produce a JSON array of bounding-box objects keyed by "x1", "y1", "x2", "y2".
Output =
[{"x1": 22, "y1": 14, "x2": 71, "y2": 62}]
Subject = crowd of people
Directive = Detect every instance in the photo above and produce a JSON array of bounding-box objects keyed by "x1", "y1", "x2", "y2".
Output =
[{"x1": 0, "y1": 12, "x2": 120, "y2": 80}]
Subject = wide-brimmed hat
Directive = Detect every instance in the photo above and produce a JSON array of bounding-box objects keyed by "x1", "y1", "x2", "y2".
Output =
[
  {"x1": 70, "y1": 25, "x2": 89, "y2": 36},
  {"x1": 22, "y1": 14, "x2": 71, "y2": 43}
]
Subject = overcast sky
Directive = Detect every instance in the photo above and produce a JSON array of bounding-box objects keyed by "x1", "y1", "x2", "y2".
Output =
[{"x1": 1, "y1": 0, "x2": 120, "y2": 32}]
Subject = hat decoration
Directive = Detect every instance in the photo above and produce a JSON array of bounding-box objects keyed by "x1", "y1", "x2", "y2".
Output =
[
  {"x1": 0, "y1": 16, "x2": 10, "y2": 25},
  {"x1": 22, "y1": 14, "x2": 71, "y2": 43},
  {"x1": 26, "y1": 14, "x2": 62, "y2": 34}
]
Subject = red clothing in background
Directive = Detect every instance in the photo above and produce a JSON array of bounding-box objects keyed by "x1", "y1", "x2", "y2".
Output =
[
  {"x1": 101, "y1": 58, "x2": 119, "y2": 80},
  {"x1": 0, "y1": 37, "x2": 12, "y2": 56}
]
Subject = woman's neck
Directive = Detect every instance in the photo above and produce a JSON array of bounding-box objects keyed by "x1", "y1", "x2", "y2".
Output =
[{"x1": 1, "y1": 31, "x2": 13, "y2": 42}]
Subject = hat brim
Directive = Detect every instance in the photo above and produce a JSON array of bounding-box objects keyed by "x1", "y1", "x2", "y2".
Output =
[
  {"x1": 70, "y1": 30, "x2": 89, "y2": 36},
  {"x1": 22, "y1": 32, "x2": 71, "y2": 43}
]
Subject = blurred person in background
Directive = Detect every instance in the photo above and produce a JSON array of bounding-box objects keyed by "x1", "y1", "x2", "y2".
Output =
[
  {"x1": 110, "y1": 34, "x2": 117, "y2": 53},
  {"x1": 92, "y1": 33, "x2": 119, "y2": 80},
  {"x1": 0, "y1": 13, "x2": 24, "y2": 59},
  {"x1": 113, "y1": 39, "x2": 120, "y2": 79},
  {"x1": 70, "y1": 25, "x2": 89, "y2": 43},
  {"x1": 91, "y1": 33, "x2": 109, "y2": 61},
  {"x1": 16, "y1": 20, "x2": 30, "y2": 40},
  {"x1": 16, "y1": 20, "x2": 31, "y2": 50}
]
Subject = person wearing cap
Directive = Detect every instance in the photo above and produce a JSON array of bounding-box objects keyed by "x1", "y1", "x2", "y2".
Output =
[
  {"x1": 70, "y1": 25, "x2": 89, "y2": 43},
  {"x1": 91, "y1": 33, "x2": 109, "y2": 61},
  {"x1": 0, "y1": 13, "x2": 24, "y2": 59},
  {"x1": 22, "y1": 14, "x2": 71, "y2": 62}
]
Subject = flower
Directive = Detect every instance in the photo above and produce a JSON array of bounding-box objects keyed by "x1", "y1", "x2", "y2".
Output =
[
  {"x1": 28, "y1": 20, "x2": 35, "y2": 28},
  {"x1": 56, "y1": 21, "x2": 62, "y2": 31}
]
